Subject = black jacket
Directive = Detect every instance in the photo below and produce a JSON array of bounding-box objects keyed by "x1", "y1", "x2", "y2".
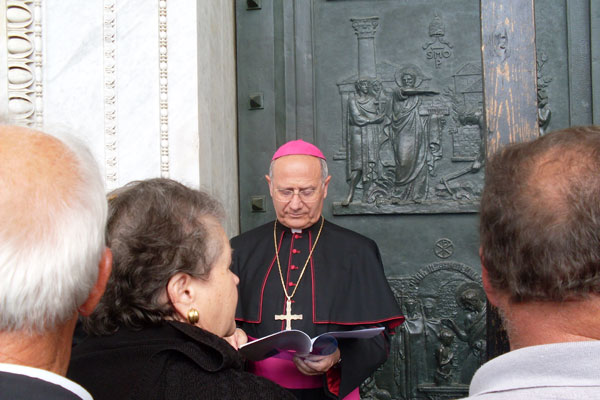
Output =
[
  {"x1": 67, "y1": 321, "x2": 295, "y2": 400},
  {"x1": 0, "y1": 371, "x2": 84, "y2": 400}
]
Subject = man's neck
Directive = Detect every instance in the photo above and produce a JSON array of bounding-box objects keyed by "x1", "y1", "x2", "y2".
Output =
[
  {"x1": 505, "y1": 295, "x2": 600, "y2": 350},
  {"x1": 0, "y1": 317, "x2": 76, "y2": 376},
  {"x1": 278, "y1": 217, "x2": 322, "y2": 234}
]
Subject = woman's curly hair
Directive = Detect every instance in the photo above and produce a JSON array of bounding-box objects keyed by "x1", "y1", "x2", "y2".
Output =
[{"x1": 82, "y1": 178, "x2": 224, "y2": 336}]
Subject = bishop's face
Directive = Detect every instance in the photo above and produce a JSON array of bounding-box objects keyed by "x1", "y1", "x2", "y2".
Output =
[{"x1": 266, "y1": 155, "x2": 330, "y2": 230}]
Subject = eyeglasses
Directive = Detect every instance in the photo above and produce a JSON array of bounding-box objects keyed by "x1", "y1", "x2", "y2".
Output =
[{"x1": 274, "y1": 187, "x2": 320, "y2": 202}]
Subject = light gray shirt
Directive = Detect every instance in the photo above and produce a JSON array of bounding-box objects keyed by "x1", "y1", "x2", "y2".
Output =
[{"x1": 461, "y1": 341, "x2": 600, "y2": 399}]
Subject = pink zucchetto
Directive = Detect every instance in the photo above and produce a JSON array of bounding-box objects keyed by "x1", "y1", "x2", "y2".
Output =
[{"x1": 271, "y1": 139, "x2": 326, "y2": 161}]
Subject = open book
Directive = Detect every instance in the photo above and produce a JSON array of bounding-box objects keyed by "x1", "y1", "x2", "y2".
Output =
[{"x1": 238, "y1": 327, "x2": 384, "y2": 361}]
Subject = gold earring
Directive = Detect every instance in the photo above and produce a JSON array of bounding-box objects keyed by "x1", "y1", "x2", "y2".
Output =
[{"x1": 187, "y1": 308, "x2": 199, "y2": 324}]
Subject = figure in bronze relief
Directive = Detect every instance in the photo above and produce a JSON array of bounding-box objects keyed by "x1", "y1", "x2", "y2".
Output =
[
  {"x1": 435, "y1": 328, "x2": 456, "y2": 385},
  {"x1": 443, "y1": 284, "x2": 486, "y2": 382},
  {"x1": 343, "y1": 79, "x2": 386, "y2": 205},
  {"x1": 536, "y1": 51, "x2": 552, "y2": 134},
  {"x1": 401, "y1": 297, "x2": 427, "y2": 399},
  {"x1": 385, "y1": 66, "x2": 440, "y2": 203}
]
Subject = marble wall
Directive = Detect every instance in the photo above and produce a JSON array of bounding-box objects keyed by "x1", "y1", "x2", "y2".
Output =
[{"x1": 0, "y1": 0, "x2": 240, "y2": 235}]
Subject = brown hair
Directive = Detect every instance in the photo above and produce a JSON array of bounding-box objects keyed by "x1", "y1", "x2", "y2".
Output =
[{"x1": 480, "y1": 126, "x2": 600, "y2": 302}]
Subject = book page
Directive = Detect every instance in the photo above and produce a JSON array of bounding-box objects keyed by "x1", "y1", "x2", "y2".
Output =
[
  {"x1": 239, "y1": 326, "x2": 385, "y2": 361},
  {"x1": 239, "y1": 330, "x2": 311, "y2": 361}
]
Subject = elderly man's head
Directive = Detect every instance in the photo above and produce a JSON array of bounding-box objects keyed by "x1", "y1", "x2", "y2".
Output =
[
  {"x1": 480, "y1": 126, "x2": 600, "y2": 304},
  {"x1": 0, "y1": 125, "x2": 110, "y2": 335},
  {"x1": 265, "y1": 140, "x2": 331, "y2": 230}
]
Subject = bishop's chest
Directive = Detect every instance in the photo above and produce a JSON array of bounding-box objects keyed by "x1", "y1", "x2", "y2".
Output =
[{"x1": 265, "y1": 230, "x2": 321, "y2": 333}]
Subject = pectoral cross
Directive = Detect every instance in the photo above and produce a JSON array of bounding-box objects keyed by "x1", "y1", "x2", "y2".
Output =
[{"x1": 275, "y1": 299, "x2": 303, "y2": 330}]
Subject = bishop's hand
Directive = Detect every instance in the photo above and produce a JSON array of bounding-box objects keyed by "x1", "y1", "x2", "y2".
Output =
[{"x1": 293, "y1": 347, "x2": 341, "y2": 376}]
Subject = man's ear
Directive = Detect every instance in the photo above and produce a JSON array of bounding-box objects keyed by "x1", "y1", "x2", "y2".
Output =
[
  {"x1": 480, "y1": 246, "x2": 501, "y2": 308},
  {"x1": 166, "y1": 272, "x2": 196, "y2": 321},
  {"x1": 265, "y1": 174, "x2": 274, "y2": 197},
  {"x1": 322, "y1": 175, "x2": 332, "y2": 199},
  {"x1": 79, "y1": 247, "x2": 113, "y2": 316}
]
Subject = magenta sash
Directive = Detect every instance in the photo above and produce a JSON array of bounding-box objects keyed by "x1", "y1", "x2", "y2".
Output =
[
  {"x1": 248, "y1": 352, "x2": 322, "y2": 389},
  {"x1": 247, "y1": 352, "x2": 359, "y2": 399}
]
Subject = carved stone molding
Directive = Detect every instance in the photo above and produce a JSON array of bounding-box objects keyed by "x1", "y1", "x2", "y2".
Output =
[
  {"x1": 103, "y1": 0, "x2": 118, "y2": 187},
  {"x1": 158, "y1": 0, "x2": 169, "y2": 178},
  {"x1": 5, "y1": 0, "x2": 42, "y2": 127}
]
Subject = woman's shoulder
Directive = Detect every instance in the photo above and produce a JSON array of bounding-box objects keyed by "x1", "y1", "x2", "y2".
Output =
[
  {"x1": 122, "y1": 323, "x2": 293, "y2": 399},
  {"x1": 150, "y1": 326, "x2": 294, "y2": 400},
  {"x1": 161, "y1": 359, "x2": 295, "y2": 400}
]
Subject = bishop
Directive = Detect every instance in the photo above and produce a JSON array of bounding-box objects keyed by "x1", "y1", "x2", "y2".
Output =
[{"x1": 231, "y1": 139, "x2": 404, "y2": 400}]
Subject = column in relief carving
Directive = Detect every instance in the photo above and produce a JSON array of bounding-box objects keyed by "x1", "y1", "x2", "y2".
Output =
[{"x1": 351, "y1": 17, "x2": 378, "y2": 79}]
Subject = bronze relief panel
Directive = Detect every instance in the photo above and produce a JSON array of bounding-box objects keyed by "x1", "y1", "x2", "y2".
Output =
[
  {"x1": 362, "y1": 262, "x2": 485, "y2": 400},
  {"x1": 322, "y1": 7, "x2": 486, "y2": 215}
]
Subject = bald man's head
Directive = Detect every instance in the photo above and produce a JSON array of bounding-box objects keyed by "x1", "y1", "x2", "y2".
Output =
[
  {"x1": 1, "y1": 127, "x2": 79, "y2": 241},
  {"x1": 480, "y1": 126, "x2": 600, "y2": 303},
  {"x1": 0, "y1": 125, "x2": 107, "y2": 332}
]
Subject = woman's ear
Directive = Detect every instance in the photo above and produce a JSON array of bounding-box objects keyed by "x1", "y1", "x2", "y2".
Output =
[{"x1": 166, "y1": 272, "x2": 196, "y2": 321}]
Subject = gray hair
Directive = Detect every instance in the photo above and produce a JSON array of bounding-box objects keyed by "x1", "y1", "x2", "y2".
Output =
[
  {"x1": 82, "y1": 178, "x2": 225, "y2": 336},
  {"x1": 480, "y1": 125, "x2": 600, "y2": 302},
  {"x1": 268, "y1": 157, "x2": 329, "y2": 183},
  {"x1": 0, "y1": 126, "x2": 107, "y2": 333}
]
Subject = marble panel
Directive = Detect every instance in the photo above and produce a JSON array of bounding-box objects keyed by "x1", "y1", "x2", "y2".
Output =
[
  {"x1": 44, "y1": 1, "x2": 105, "y2": 177},
  {"x1": 0, "y1": 0, "x2": 239, "y2": 233}
]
